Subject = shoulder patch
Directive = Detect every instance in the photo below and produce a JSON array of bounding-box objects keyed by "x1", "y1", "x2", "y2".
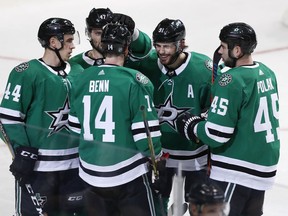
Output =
[
  {"x1": 218, "y1": 73, "x2": 232, "y2": 86},
  {"x1": 205, "y1": 59, "x2": 213, "y2": 71},
  {"x1": 14, "y1": 62, "x2": 29, "y2": 72},
  {"x1": 136, "y1": 72, "x2": 149, "y2": 85}
]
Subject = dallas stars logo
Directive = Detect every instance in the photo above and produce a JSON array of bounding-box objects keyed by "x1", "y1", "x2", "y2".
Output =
[
  {"x1": 46, "y1": 97, "x2": 70, "y2": 136},
  {"x1": 155, "y1": 95, "x2": 191, "y2": 130}
]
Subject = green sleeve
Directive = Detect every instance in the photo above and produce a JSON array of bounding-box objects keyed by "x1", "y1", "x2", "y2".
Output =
[
  {"x1": 0, "y1": 64, "x2": 35, "y2": 149},
  {"x1": 128, "y1": 29, "x2": 152, "y2": 61},
  {"x1": 130, "y1": 77, "x2": 162, "y2": 157}
]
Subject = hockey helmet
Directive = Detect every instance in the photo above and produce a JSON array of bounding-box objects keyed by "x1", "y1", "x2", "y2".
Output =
[
  {"x1": 38, "y1": 17, "x2": 76, "y2": 48},
  {"x1": 86, "y1": 8, "x2": 113, "y2": 31},
  {"x1": 101, "y1": 23, "x2": 132, "y2": 55},
  {"x1": 188, "y1": 182, "x2": 225, "y2": 205},
  {"x1": 219, "y1": 22, "x2": 257, "y2": 54},
  {"x1": 153, "y1": 18, "x2": 186, "y2": 43}
]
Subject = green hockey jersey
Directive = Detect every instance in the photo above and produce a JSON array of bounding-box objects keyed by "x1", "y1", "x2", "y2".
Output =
[
  {"x1": 0, "y1": 59, "x2": 83, "y2": 171},
  {"x1": 70, "y1": 29, "x2": 152, "y2": 69},
  {"x1": 196, "y1": 62, "x2": 280, "y2": 190},
  {"x1": 68, "y1": 65, "x2": 161, "y2": 187},
  {"x1": 127, "y1": 50, "x2": 212, "y2": 171}
]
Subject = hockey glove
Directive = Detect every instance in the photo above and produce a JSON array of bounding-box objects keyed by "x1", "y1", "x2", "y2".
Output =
[
  {"x1": 10, "y1": 146, "x2": 38, "y2": 186},
  {"x1": 111, "y1": 13, "x2": 135, "y2": 35},
  {"x1": 176, "y1": 112, "x2": 204, "y2": 143}
]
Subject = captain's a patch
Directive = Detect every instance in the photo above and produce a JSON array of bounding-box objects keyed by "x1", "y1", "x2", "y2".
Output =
[
  {"x1": 218, "y1": 73, "x2": 232, "y2": 86},
  {"x1": 14, "y1": 62, "x2": 29, "y2": 72},
  {"x1": 136, "y1": 72, "x2": 149, "y2": 85}
]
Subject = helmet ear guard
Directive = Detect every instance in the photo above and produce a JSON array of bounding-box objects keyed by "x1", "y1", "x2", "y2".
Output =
[{"x1": 219, "y1": 22, "x2": 257, "y2": 54}]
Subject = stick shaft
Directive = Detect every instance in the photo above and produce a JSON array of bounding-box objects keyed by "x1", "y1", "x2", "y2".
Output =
[
  {"x1": 140, "y1": 105, "x2": 166, "y2": 216},
  {"x1": 212, "y1": 45, "x2": 222, "y2": 84}
]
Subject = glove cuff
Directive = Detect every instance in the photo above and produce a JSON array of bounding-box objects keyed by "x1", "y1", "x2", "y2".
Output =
[
  {"x1": 15, "y1": 146, "x2": 38, "y2": 160},
  {"x1": 184, "y1": 117, "x2": 202, "y2": 142}
]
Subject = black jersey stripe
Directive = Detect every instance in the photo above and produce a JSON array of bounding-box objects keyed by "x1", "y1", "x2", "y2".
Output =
[
  {"x1": 168, "y1": 149, "x2": 209, "y2": 160},
  {"x1": 208, "y1": 128, "x2": 233, "y2": 138},
  {"x1": 132, "y1": 125, "x2": 160, "y2": 136},
  {"x1": 0, "y1": 113, "x2": 24, "y2": 122},
  {"x1": 38, "y1": 153, "x2": 79, "y2": 161},
  {"x1": 80, "y1": 157, "x2": 148, "y2": 177},
  {"x1": 211, "y1": 159, "x2": 276, "y2": 178}
]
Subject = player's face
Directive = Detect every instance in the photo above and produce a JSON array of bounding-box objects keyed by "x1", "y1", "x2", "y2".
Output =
[
  {"x1": 218, "y1": 42, "x2": 235, "y2": 68},
  {"x1": 59, "y1": 34, "x2": 76, "y2": 61},
  {"x1": 154, "y1": 42, "x2": 177, "y2": 65},
  {"x1": 89, "y1": 28, "x2": 103, "y2": 50}
]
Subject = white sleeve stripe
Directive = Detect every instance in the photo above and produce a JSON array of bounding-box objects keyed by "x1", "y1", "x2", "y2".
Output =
[
  {"x1": 0, "y1": 107, "x2": 25, "y2": 119},
  {"x1": 206, "y1": 121, "x2": 234, "y2": 133},
  {"x1": 205, "y1": 121, "x2": 234, "y2": 143},
  {"x1": 132, "y1": 119, "x2": 159, "y2": 130},
  {"x1": 0, "y1": 118, "x2": 24, "y2": 125},
  {"x1": 133, "y1": 131, "x2": 161, "y2": 142}
]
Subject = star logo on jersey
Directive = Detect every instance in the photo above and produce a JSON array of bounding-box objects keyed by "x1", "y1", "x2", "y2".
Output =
[
  {"x1": 155, "y1": 95, "x2": 191, "y2": 130},
  {"x1": 46, "y1": 97, "x2": 70, "y2": 136}
]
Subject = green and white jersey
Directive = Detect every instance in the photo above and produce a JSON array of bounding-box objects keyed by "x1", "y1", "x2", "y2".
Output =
[
  {"x1": 128, "y1": 50, "x2": 212, "y2": 171},
  {"x1": 68, "y1": 65, "x2": 161, "y2": 187},
  {"x1": 0, "y1": 59, "x2": 83, "y2": 172},
  {"x1": 196, "y1": 62, "x2": 280, "y2": 190},
  {"x1": 70, "y1": 29, "x2": 152, "y2": 69},
  {"x1": 70, "y1": 51, "x2": 104, "y2": 69}
]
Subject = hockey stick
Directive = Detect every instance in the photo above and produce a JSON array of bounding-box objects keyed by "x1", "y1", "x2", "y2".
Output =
[
  {"x1": 140, "y1": 105, "x2": 166, "y2": 216},
  {"x1": 206, "y1": 45, "x2": 222, "y2": 177},
  {"x1": 0, "y1": 120, "x2": 44, "y2": 216},
  {"x1": 212, "y1": 45, "x2": 222, "y2": 84}
]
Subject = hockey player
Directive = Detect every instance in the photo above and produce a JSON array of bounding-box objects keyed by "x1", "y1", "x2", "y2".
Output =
[
  {"x1": 176, "y1": 22, "x2": 280, "y2": 216},
  {"x1": 68, "y1": 23, "x2": 162, "y2": 216},
  {"x1": 187, "y1": 181, "x2": 228, "y2": 216},
  {"x1": 0, "y1": 18, "x2": 86, "y2": 216},
  {"x1": 127, "y1": 18, "x2": 212, "y2": 214},
  {"x1": 69, "y1": 7, "x2": 152, "y2": 68}
]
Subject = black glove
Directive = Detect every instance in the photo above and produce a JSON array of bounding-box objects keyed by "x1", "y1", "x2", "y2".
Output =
[
  {"x1": 111, "y1": 13, "x2": 135, "y2": 35},
  {"x1": 10, "y1": 146, "x2": 38, "y2": 185},
  {"x1": 176, "y1": 112, "x2": 204, "y2": 143}
]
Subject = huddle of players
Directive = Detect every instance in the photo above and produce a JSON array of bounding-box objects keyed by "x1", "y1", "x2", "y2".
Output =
[{"x1": 0, "y1": 6, "x2": 280, "y2": 216}]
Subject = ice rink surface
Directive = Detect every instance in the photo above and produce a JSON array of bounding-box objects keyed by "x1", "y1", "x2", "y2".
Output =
[{"x1": 0, "y1": 0, "x2": 288, "y2": 215}]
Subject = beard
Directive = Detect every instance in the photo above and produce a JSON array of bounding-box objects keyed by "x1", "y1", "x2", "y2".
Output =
[{"x1": 224, "y1": 56, "x2": 237, "y2": 68}]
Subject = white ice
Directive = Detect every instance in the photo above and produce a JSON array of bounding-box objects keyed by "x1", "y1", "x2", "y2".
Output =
[{"x1": 1, "y1": 0, "x2": 288, "y2": 215}]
